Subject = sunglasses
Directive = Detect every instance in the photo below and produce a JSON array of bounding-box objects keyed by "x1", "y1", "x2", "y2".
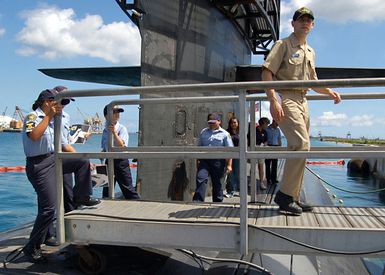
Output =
[
  {"x1": 47, "y1": 98, "x2": 70, "y2": 105},
  {"x1": 61, "y1": 99, "x2": 70, "y2": 105}
]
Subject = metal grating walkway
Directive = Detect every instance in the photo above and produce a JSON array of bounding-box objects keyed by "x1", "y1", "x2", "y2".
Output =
[{"x1": 65, "y1": 200, "x2": 385, "y2": 257}]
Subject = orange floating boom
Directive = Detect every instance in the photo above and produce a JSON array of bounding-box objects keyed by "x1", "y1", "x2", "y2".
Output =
[
  {"x1": 0, "y1": 166, "x2": 26, "y2": 172},
  {"x1": 306, "y1": 160, "x2": 345, "y2": 165},
  {"x1": 0, "y1": 163, "x2": 137, "y2": 173}
]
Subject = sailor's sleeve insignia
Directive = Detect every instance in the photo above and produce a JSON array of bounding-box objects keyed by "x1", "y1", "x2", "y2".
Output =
[
  {"x1": 26, "y1": 121, "x2": 36, "y2": 131},
  {"x1": 26, "y1": 114, "x2": 37, "y2": 121}
]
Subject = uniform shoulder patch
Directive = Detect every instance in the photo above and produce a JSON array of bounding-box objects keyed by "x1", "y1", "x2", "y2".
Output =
[
  {"x1": 26, "y1": 121, "x2": 36, "y2": 131},
  {"x1": 26, "y1": 114, "x2": 37, "y2": 121}
]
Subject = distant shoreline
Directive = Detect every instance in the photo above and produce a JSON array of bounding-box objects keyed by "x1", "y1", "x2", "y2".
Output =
[{"x1": 317, "y1": 137, "x2": 385, "y2": 146}]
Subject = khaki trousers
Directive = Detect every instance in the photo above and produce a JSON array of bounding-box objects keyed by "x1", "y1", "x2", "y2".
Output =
[{"x1": 278, "y1": 91, "x2": 310, "y2": 201}]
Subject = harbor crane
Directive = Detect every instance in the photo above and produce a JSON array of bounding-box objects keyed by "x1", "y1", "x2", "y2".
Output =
[
  {"x1": 76, "y1": 107, "x2": 103, "y2": 133},
  {"x1": 76, "y1": 107, "x2": 92, "y2": 125},
  {"x1": 9, "y1": 106, "x2": 25, "y2": 130},
  {"x1": 2, "y1": 106, "x2": 7, "y2": 116}
]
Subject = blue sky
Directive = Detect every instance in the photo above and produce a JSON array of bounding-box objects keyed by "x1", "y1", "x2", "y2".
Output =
[{"x1": 1, "y1": 1, "x2": 385, "y2": 138}]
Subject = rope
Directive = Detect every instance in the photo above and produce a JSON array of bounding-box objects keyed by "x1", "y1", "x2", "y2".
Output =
[
  {"x1": 306, "y1": 166, "x2": 385, "y2": 194},
  {"x1": 178, "y1": 249, "x2": 272, "y2": 274}
]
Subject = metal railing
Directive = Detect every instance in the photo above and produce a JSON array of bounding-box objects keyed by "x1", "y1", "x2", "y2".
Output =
[{"x1": 54, "y1": 77, "x2": 385, "y2": 255}]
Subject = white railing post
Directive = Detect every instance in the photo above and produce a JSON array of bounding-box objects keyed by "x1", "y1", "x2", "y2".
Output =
[
  {"x1": 106, "y1": 105, "x2": 115, "y2": 199},
  {"x1": 239, "y1": 90, "x2": 248, "y2": 255},
  {"x1": 54, "y1": 115, "x2": 65, "y2": 244},
  {"x1": 249, "y1": 100, "x2": 257, "y2": 202}
]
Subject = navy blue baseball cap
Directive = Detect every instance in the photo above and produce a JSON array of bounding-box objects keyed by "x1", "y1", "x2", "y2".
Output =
[
  {"x1": 103, "y1": 105, "x2": 124, "y2": 116},
  {"x1": 53, "y1": 86, "x2": 75, "y2": 105},
  {"x1": 37, "y1": 89, "x2": 56, "y2": 101},
  {"x1": 207, "y1": 113, "x2": 221, "y2": 124},
  {"x1": 293, "y1": 7, "x2": 314, "y2": 21}
]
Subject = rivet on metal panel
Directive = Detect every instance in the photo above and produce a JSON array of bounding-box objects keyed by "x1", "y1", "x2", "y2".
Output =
[{"x1": 175, "y1": 109, "x2": 187, "y2": 138}]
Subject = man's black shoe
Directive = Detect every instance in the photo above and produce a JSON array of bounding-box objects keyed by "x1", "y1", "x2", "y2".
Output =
[
  {"x1": 278, "y1": 202, "x2": 302, "y2": 215},
  {"x1": 296, "y1": 201, "x2": 314, "y2": 212},
  {"x1": 274, "y1": 190, "x2": 302, "y2": 215},
  {"x1": 74, "y1": 196, "x2": 101, "y2": 207},
  {"x1": 44, "y1": 236, "x2": 60, "y2": 247},
  {"x1": 274, "y1": 190, "x2": 292, "y2": 205},
  {"x1": 23, "y1": 247, "x2": 47, "y2": 263}
]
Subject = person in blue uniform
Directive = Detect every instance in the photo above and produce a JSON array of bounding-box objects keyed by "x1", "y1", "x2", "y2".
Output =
[
  {"x1": 265, "y1": 120, "x2": 282, "y2": 184},
  {"x1": 193, "y1": 113, "x2": 233, "y2": 202},
  {"x1": 101, "y1": 105, "x2": 140, "y2": 199},
  {"x1": 22, "y1": 89, "x2": 100, "y2": 263},
  {"x1": 42, "y1": 86, "x2": 77, "y2": 247}
]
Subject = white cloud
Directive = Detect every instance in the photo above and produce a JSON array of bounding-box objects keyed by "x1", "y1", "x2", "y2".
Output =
[
  {"x1": 312, "y1": 111, "x2": 376, "y2": 127},
  {"x1": 349, "y1": 114, "x2": 374, "y2": 126},
  {"x1": 281, "y1": 0, "x2": 385, "y2": 34},
  {"x1": 16, "y1": 47, "x2": 37, "y2": 56},
  {"x1": 309, "y1": 0, "x2": 385, "y2": 23},
  {"x1": 0, "y1": 27, "x2": 5, "y2": 37},
  {"x1": 16, "y1": 6, "x2": 141, "y2": 64},
  {"x1": 375, "y1": 118, "x2": 385, "y2": 126},
  {"x1": 312, "y1": 111, "x2": 348, "y2": 127}
]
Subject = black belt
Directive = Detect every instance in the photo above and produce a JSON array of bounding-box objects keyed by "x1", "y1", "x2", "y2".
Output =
[{"x1": 27, "y1": 152, "x2": 54, "y2": 160}]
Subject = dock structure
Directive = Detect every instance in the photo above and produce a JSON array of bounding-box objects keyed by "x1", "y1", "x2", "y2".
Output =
[
  {"x1": 53, "y1": 79, "x2": 385, "y2": 258},
  {"x1": 65, "y1": 200, "x2": 385, "y2": 257}
]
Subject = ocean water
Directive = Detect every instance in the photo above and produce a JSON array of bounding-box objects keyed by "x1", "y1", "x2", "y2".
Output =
[
  {"x1": 0, "y1": 133, "x2": 383, "y2": 232},
  {"x1": 0, "y1": 131, "x2": 138, "y2": 232},
  {"x1": 308, "y1": 139, "x2": 385, "y2": 207}
]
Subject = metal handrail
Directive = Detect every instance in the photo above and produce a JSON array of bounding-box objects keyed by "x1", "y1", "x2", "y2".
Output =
[
  {"x1": 53, "y1": 77, "x2": 385, "y2": 255},
  {"x1": 59, "y1": 149, "x2": 385, "y2": 159},
  {"x1": 56, "y1": 92, "x2": 385, "y2": 106},
  {"x1": 56, "y1": 78, "x2": 385, "y2": 97}
]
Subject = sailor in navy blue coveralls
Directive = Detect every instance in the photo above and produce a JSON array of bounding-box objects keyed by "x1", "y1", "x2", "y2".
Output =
[
  {"x1": 101, "y1": 105, "x2": 140, "y2": 199},
  {"x1": 193, "y1": 113, "x2": 233, "y2": 202},
  {"x1": 22, "y1": 89, "x2": 100, "y2": 263}
]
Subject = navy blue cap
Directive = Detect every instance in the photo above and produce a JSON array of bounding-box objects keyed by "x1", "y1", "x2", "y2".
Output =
[
  {"x1": 207, "y1": 113, "x2": 221, "y2": 123},
  {"x1": 53, "y1": 86, "x2": 67, "y2": 92},
  {"x1": 53, "y1": 86, "x2": 75, "y2": 105},
  {"x1": 293, "y1": 7, "x2": 314, "y2": 21},
  {"x1": 103, "y1": 105, "x2": 124, "y2": 117},
  {"x1": 37, "y1": 89, "x2": 56, "y2": 101}
]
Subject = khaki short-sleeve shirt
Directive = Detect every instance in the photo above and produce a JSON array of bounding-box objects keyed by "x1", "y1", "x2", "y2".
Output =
[{"x1": 262, "y1": 33, "x2": 317, "y2": 90}]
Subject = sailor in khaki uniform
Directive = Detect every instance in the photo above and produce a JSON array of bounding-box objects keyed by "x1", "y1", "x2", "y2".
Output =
[{"x1": 261, "y1": 7, "x2": 341, "y2": 215}]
